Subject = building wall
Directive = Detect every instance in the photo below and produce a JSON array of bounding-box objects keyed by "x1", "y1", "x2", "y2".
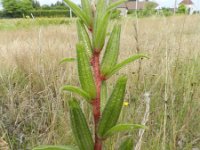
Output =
[
  {"x1": 118, "y1": 8, "x2": 128, "y2": 16},
  {"x1": 185, "y1": 4, "x2": 194, "y2": 14}
]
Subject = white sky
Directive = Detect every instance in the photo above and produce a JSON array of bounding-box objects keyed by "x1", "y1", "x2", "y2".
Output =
[{"x1": 0, "y1": 0, "x2": 200, "y2": 10}]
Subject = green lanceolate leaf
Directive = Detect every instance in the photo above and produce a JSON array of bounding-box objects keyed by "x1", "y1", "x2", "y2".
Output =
[
  {"x1": 97, "y1": 76, "x2": 127, "y2": 139},
  {"x1": 81, "y1": 0, "x2": 93, "y2": 28},
  {"x1": 63, "y1": 0, "x2": 90, "y2": 27},
  {"x1": 93, "y1": 12, "x2": 110, "y2": 51},
  {"x1": 69, "y1": 98, "x2": 94, "y2": 150},
  {"x1": 101, "y1": 24, "x2": 121, "y2": 76},
  {"x1": 100, "y1": 81, "x2": 107, "y2": 112},
  {"x1": 119, "y1": 138, "x2": 134, "y2": 150},
  {"x1": 62, "y1": 85, "x2": 91, "y2": 102},
  {"x1": 104, "y1": 124, "x2": 146, "y2": 138},
  {"x1": 96, "y1": 0, "x2": 107, "y2": 14},
  {"x1": 107, "y1": 0, "x2": 127, "y2": 12},
  {"x1": 59, "y1": 58, "x2": 75, "y2": 65},
  {"x1": 77, "y1": 20, "x2": 92, "y2": 58},
  {"x1": 76, "y1": 43, "x2": 96, "y2": 99},
  {"x1": 33, "y1": 145, "x2": 77, "y2": 150},
  {"x1": 106, "y1": 54, "x2": 149, "y2": 78}
]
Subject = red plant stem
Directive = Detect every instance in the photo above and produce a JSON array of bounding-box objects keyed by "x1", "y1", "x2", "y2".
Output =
[{"x1": 91, "y1": 51, "x2": 102, "y2": 150}]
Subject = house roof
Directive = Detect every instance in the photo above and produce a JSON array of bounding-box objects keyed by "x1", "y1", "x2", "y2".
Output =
[
  {"x1": 179, "y1": 0, "x2": 194, "y2": 5},
  {"x1": 118, "y1": 1, "x2": 158, "y2": 10}
]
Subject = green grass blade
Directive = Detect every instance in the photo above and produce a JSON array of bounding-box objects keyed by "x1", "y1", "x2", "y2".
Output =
[
  {"x1": 62, "y1": 85, "x2": 91, "y2": 102},
  {"x1": 33, "y1": 145, "x2": 77, "y2": 150},
  {"x1": 76, "y1": 43, "x2": 96, "y2": 99},
  {"x1": 107, "y1": 0, "x2": 127, "y2": 12},
  {"x1": 59, "y1": 58, "x2": 75, "y2": 65},
  {"x1": 100, "y1": 81, "x2": 107, "y2": 112},
  {"x1": 107, "y1": 54, "x2": 148, "y2": 78},
  {"x1": 69, "y1": 98, "x2": 94, "y2": 150},
  {"x1": 118, "y1": 138, "x2": 134, "y2": 150},
  {"x1": 77, "y1": 20, "x2": 92, "y2": 58},
  {"x1": 97, "y1": 76, "x2": 127, "y2": 139},
  {"x1": 104, "y1": 124, "x2": 146, "y2": 138},
  {"x1": 63, "y1": 0, "x2": 90, "y2": 27},
  {"x1": 101, "y1": 24, "x2": 121, "y2": 76}
]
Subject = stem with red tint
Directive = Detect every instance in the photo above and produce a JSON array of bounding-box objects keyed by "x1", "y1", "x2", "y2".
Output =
[{"x1": 91, "y1": 51, "x2": 102, "y2": 150}]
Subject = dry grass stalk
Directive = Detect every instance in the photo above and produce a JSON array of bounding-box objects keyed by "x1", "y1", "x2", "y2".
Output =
[
  {"x1": 135, "y1": 92, "x2": 151, "y2": 150},
  {"x1": 0, "y1": 137, "x2": 9, "y2": 150}
]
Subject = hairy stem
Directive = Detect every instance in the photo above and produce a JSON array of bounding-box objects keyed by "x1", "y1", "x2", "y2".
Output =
[{"x1": 91, "y1": 51, "x2": 102, "y2": 150}]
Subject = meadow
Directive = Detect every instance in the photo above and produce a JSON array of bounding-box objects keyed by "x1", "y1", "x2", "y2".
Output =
[{"x1": 0, "y1": 15, "x2": 200, "y2": 149}]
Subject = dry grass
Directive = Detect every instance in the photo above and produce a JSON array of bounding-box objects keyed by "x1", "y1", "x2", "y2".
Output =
[{"x1": 0, "y1": 15, "x2": 200, "y2": 149}]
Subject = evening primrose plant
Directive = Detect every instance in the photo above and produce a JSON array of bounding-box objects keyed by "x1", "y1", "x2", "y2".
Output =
[{"x1": 33, "y1": 0, "x2": 147, "y2": 150}]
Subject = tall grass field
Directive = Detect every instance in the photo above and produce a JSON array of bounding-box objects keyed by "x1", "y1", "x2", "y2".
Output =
[{"x1": 0, "y1": 15, "x2": 200, "y2": 149}]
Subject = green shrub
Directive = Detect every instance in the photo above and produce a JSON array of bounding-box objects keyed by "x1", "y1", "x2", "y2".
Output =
[
  {"x1": 111, "y1": 9, "x2": 121, "y2": 19},
  {"x1": 161, "y1": 8, "x2": 173, "y2": 16},
  {"x1": 177, "y1": 4, "x2": 187, "y2": 14}
]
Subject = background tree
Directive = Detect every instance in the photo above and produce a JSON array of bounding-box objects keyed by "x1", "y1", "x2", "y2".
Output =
[
  {"x1": 18, "y1": 0, "x2": 33, "y2": 15},
  {"x1": 31, "y1": 0, "x2": 40, "y2": 9},
  {"x1": 1, "y1": 0, "x2": 33, "y2": 17},
  {"x1": 1, "y1": 0, "x2": 19, "y2": 17},
  {"x1": 50, "y1": 1, "x2": 67, "y2": 10}
]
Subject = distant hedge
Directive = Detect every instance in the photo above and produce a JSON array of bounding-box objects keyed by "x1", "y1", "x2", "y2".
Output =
[
  {"x1": 0, "y1": 11, "x2": 4, "y2": 18},
  {"x1": 30, "y1": 9, "x2": 75, "y2": 18},
  {"x1": 128, "y1": 10, "x2": 157, "y2": 17},
  {"x1": 127, "y1": 9, "x2": 174, "y2": 17}
]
